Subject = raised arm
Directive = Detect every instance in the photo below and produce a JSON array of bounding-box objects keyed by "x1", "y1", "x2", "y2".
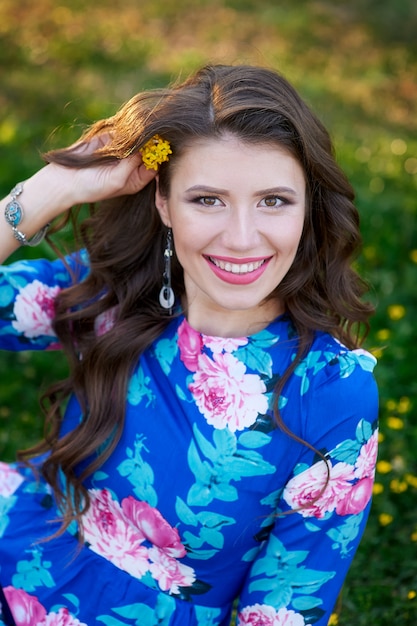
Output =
[{"x1": 1, "y1": 140, "x2": 157, "y2": 263}]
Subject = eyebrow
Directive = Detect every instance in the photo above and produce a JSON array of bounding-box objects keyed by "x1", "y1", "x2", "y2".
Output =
[{"x1": 185, "y1": 185, "x2": 299, "y2": 196}]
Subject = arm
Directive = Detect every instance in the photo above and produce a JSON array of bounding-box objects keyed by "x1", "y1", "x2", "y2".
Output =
[
  {"x1": 0, "y1": 140, "x2": 158, "y2": 348},
  {"x1": 236, "y1": 354, "x2": 379, "y2": 626},
  {"x1": 0, "y1": 140, "x2": 157, "y2": 264}
]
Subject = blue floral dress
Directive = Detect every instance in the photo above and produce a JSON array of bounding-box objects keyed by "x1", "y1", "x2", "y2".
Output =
[{"x1": 0, "y1": 254, "x2": 379, "y2": 626}]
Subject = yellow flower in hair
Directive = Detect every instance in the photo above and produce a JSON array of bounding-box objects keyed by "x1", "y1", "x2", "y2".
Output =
[{"x1": 140, "y1": 135, "x2": 172, "y2": 170}]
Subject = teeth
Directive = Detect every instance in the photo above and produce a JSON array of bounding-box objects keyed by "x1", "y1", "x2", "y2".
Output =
[{"x1": 210, "y1": 257, "x2": 265, "y2": 274}]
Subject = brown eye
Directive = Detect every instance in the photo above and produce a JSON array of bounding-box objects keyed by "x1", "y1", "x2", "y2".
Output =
[
  {"x1": 260, "y1": 195, "x2": 286, "y2": 208},
  {"x1": 201, "y1": 196, "x2": 218, "y2": 206},
  {"x1": 265, "y1": 197, "x2": 277, "y2": 207}
]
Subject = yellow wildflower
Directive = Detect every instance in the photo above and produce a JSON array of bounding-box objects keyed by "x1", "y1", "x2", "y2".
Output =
[
  {"x1": 411, "y1": 531, "x2": 417, "y2": 542},
  {"x1": 379, "y1": 513, "x2": 393, "y2": 526},
  {"x1": 376, "y1": 328, "x2": 390, "y2": 341},
  {"x1": 410, "y1": 250, "x2": 417, "y2": 264},
  {"x1": 386, "y1": 399, "x2": 397, "y2": 411},
  {"x1": 373, "y1": 482, "x2": 384, "y2": 495},
  {"x1": 387, "y1": 416, "x2": 404, "y2": 430},
  {"x1": 140, "y1": 135, "x2": 172, "y2": 170},
  {"x1": 405, "y1": 474, "x2": 417, "y2": 489},
  {"x1": 387, "y1": 304, "x2": 406, "y2": 320},
  {"x1": 328, "y1": 614, "x2": 339, "y2": 625},
  {"x1": 398, "y1": 397, "x2": 411, "y2": 413},
  {"x1": 378, "y1": 432, "x2": 385, "y2": 443},
  {"x1": 390, "y1": 479, "x2": 408, "y2": 493},
  {"x1": 408, "y1": 591, "x2": 417, "y2": 600},
  {"x1": 376, "y1": 460, "x2": 392, "y2": 474}
]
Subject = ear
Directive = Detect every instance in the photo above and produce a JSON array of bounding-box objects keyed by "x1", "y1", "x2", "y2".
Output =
[{"x1": 154, "y1": 176, "x2": 171, "y2": 227}]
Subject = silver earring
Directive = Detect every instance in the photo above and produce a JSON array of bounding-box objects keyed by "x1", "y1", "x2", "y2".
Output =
[{"x1": 159, "y1": 228, "x2": 175, "y2": 314}]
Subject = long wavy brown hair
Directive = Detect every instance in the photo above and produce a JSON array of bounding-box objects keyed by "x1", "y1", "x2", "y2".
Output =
[{"x1": 19, "y1": 64, "x2": 374, "y2": 534}]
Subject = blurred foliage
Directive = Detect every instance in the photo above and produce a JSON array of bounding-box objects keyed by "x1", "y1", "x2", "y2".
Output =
[{"x1": 0, "y1": 0, "x2": 416, "y2": 623}]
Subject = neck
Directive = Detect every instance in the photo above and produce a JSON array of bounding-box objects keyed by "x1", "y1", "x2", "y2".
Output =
[{"x1": 182, "y1": 298, "x2": 284, "y2": 337}]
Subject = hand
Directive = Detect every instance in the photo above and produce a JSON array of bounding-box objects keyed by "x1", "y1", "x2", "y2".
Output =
[{"x1": 56, "y1": 135, "x2": 158, "y2": 206}]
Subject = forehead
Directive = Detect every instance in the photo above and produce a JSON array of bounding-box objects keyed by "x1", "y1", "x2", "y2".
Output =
[{"x1": 169, "y1": 136, "x2": 306, "y2": 190}]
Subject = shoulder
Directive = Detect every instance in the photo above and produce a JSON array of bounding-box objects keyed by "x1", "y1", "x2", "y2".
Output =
[
  {"x1": 288, "y1": 331, "x2": 379, "y2": 446},
  {"x1": 297, "y1": 331, "x2": 378, "y2": 391}
]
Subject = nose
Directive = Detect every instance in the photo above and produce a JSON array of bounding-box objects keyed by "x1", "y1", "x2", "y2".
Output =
[{"x1": 222, "y1": 207, "x2": 261, "y2": 251}]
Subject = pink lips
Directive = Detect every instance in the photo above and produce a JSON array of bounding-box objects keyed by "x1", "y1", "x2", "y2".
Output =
[{"x1": 205, "y1": 255, "x2": 271, "y2": 285}]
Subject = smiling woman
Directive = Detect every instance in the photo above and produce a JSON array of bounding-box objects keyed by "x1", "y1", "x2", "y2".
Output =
[{"x1": 0, "y1": 64, "x2": 378, "y2": 626}]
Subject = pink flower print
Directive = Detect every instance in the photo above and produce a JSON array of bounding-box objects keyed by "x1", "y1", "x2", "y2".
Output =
[
  {"x1": 283, "y1": 460, "x2": 355, "y2": 518},
  {"x1": 3, "y1": 587, "x2": 47, "y2": 626},
  {"x1": 122, "y1": 497, "x2": 186, "y2": 558},
  {"x1": 336, "y1": 476, "x2": 374, "y2": 516},
  {"x1": 203, "y1": 335, "x2": 248, "y2": 354},
  {"x1": 82, "y1": 489, "x2": 149, "y2": 579},
  {"x1": 148, "y1": 546, "x2": 196, "y2": 594},
  {"x1": 0, "y1": 462, "x2": 24, "y2": 497},
  {"x1": 189, "y1": 352, "x2": 268, "y2": 431},
  {"x1": 274, "y1": 608, "x2": 307, "y2": 626},
  {"x1": 178, "y1": 319, "x2": 203, "y2": 371},
  {"x1": 238, "y1": 604, "x2": 277, "y2": 626},
  {"x1": 354, "y1": 430, "x2": 378, "y2": 479},
  {"x1": 238, "y1": 604, "x2": 306, "y2": 626},
  {"x1": 94, "y1": 306, "x2": 118, "y2": 337},
  {"x1": 12, "y1": 280, "x2": 61, "y2": 338},
  {"x1": 41, "y1": 608, "x2": 87, "y2": 626}
]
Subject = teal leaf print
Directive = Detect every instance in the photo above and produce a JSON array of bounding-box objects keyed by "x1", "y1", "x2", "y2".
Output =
[
  {"x1": 332, "y1": 439, "x2": 361, "y2": 465},
  {"x1": 50, "y1": 593, "x2": 80, "y2": 614},
  {"x1": 294, "y1": 351, "x2": 330, "y2": 395},
  {"x1": 117, "y1": 435, "x2": 157, "y2": 506},
  {"x1": 338, "y1": 350, "x2": 376, "y2": 378},
  {"x1": 356, "y1": 419, "x2": 373, "y2": 444},
  {"x1": 175, "y1": 497, "x2": 199, "y2": 526},
  {"x1": 242, "y1": 547, "x2": 260, "y2": 562},
  {"x1": 292, "y1": 596, "x2": 323, "y2": 610},
  {"x1": 187, "y1": 425, "x2": 275, "y2": 506},
  {"x1": 194, "y1": 605, "x2": 222, "y2": 626},
  {"x1": 0, "y1": 284, "x2": 14, "y2": 307},
  {"x1": 326, "y1": 512, "x2": 363, "y2": 556},
  {"x1": 62, "y1": 594, "x2": 80, "y2": 610},
  {"x1": 153, "y1": 336, "x2": 178, "y2": 375},
  {"x1": 127, "y1": 367, "x2": 155, "y2": 407},
  {"x1": 248, "y1": 535, "x2": 335, "y2": 608},
  {"x1": 98, "y1": 594, "x2": 175, "y2": 626},
  {"x1": 238, "y1": 431, "x2": 271, "y2": 449},
  {"x1": 260, "y1": 489, "x2": 282, "y2": 508},
  {"x1": 250, "y1": 328, "x2": 280, "y2": 349},
  {"x1": 0, "y1": 495, "x2": 16, "y2": 538},
  {"x1": 12, "y1": 548, "x2": 55, "y2": 592},
  {"x1": 237, "y1": 343, "x2": 274, "y2": 378},
  {"x1": 175, "y1": 384, "x2": 189, "y2": 401},
  {"x1": 177, "y1": 497, "x2": 235, "y2": 558},
  {"x1": 92, "y1": 470, "x2": 109, "y2": 483}
]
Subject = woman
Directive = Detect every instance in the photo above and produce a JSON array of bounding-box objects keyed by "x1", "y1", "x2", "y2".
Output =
[{"x1": 0, "y1": 65, "x2": 378, "y2": 626}]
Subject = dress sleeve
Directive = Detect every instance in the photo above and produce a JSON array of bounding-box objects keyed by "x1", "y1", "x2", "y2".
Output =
[
  {"x1": 236, "y1": 349, "x2": 379, "y2": 626},
  {"x1": 0, "y1": 251, "x2": 89, "y2": 351}
]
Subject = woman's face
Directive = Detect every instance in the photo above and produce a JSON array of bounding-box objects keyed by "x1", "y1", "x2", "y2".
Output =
[{"x1": 155, "y1": 135, "x2": 306, "y2": 337}]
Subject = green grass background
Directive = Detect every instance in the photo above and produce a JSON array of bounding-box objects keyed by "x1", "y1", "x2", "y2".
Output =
[{"x1": 0, "y1": 0, "x2": 416, "y2": 623}]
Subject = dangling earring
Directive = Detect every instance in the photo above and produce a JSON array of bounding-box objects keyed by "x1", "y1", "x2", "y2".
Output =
[{"x1": 159, "y1": 228, "x2": 175, "y2": 315}]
